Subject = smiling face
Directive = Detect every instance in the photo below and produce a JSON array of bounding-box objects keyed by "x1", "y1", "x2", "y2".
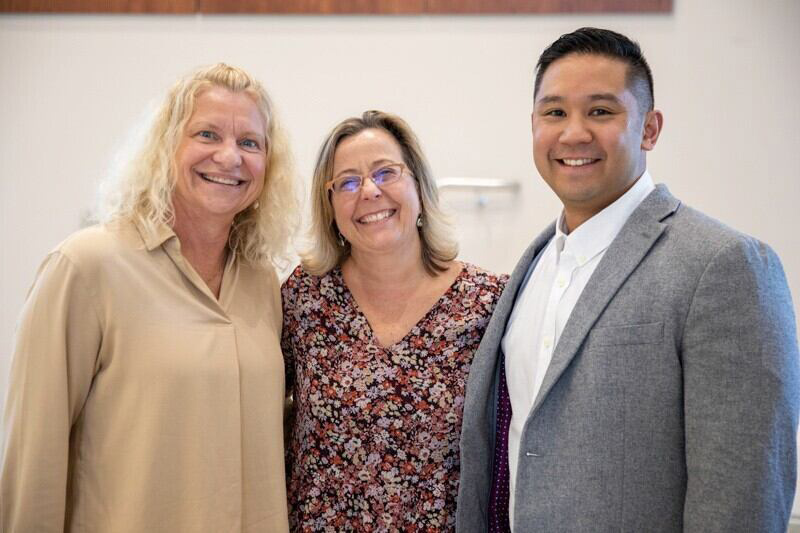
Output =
[
  {"x1": 173, "y1": 86, "x2": 267, "y2": 227},
  {"x1": 330, "y1": 128, "x2": 422, "y2": 257},
  {"x1": 532, "y1": 53, "x2": 662, "y2": 231}
]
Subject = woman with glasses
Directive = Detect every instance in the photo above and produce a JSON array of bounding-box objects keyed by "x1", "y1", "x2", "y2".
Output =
[{"x1": 281, "y1": 110, "x2": 507, "y2": 531}]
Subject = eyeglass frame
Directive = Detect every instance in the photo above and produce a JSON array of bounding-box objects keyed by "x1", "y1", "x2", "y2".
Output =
[{"x1": 325, "y1": 162, "x2": 411, "y2": 195}]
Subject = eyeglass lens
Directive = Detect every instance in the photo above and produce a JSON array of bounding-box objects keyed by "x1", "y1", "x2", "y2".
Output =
[{"x1": 333, "y1": 164, "x2": 403, "y2": 193}]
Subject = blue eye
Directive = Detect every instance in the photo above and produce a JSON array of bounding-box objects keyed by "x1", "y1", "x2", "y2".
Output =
[
  {"x1": 336, "y1": 176, "x2": 362, "y2": 193},
  {"x1": 240, "y1": 139, "x2": 259, "y2": 149},
  {"x1": 372, "y1": 166, "x2": 401, "y2": 185}
]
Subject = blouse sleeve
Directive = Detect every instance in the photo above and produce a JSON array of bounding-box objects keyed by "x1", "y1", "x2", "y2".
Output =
[
  {"x1": 1, "y1": 251, "x2": 102, "y2": 532},
  {"x1": 280, "y1": 274, "x2": 297, "y2": 393}
]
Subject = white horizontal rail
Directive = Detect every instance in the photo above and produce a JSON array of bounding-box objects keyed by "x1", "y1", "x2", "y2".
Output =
[{"x1": 436, "y1": 177, "x2": 520, "y2": 193}]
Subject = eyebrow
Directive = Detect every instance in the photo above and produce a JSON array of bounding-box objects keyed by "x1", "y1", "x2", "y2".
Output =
[
  {"x1": 587, "y1": 93, "x2": 623, "y2": 104},
  {"x1": 535, "y1": 93, "x2": 623, "y2": 106},
  {"x1": 240, "y1": 130, "x2": 266, "y2": 142},
  {"x1": 188, "y1": 121, "x2": 265, "y2": 141},
  {"x1": 333, "y1": 158, "x2": 397, "y2": 179},
  {"x1": 187, "y1": 120, "x2": 218, "y2": 131}
]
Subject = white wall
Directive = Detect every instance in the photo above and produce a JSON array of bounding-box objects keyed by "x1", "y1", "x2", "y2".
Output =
[{"x1": 2, "y1": 0, "x2": 799, "y2": 518}]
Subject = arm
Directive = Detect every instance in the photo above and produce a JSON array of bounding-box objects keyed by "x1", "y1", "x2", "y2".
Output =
[
  {"x1": 682, "y1": 236, "x2": 800, "y2": 532},
  {"x1": 280, "y1": 274, "x2": 298, "y2": 462},
  {"x1": 0, "y1": 251, "x2": 102, "y2": 531},
  {"x1": 280, "y1": 270, "x2": 302, "y2": 398}
]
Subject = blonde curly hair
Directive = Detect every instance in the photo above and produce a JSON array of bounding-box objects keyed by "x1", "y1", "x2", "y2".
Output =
[{"x1": 96, "y1": 63, "x2": 298, "y2": 268}]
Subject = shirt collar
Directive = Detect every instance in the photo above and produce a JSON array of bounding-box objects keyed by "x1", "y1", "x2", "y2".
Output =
[
  {"x1": 554, "y1": 170, "x2": 655, "y2": 266},
  {"x1": 132, "y1": 216, "x2": 178, "y2": 251}
]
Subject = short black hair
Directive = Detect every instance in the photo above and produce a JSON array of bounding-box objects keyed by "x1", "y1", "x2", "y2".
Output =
[{"x1": 534, "y1": 27, "x2": 654, "y2": 114}]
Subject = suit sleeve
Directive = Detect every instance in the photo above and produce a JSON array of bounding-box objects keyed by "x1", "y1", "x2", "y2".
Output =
[
  {"x1": 0, "y1": 251, "x2": 102, "y2": 532},
  {"x1": 682, "y1": 236, "x2": 800, "y2": 532}
]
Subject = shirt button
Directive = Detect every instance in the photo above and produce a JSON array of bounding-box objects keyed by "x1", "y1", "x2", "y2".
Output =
[
  {"x1": 556, "y1": 276, "x2": 567, "y2": 288},
  {"x1": 543, "y1": 337, "x2": 553, "y2": 349}
]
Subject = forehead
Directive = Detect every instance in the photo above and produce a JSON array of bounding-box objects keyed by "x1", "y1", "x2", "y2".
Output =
[
  {"x1": 333, "y1": 128, "x2": 404, "y2": 172},
  {"x1": 188, "y1": 87, "x2": 265, "y2": 129},
  {"x1": 536, "y1": 53, "x2": 631, "y2": 103}
]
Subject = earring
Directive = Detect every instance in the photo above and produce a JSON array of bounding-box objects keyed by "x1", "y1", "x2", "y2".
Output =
[
  {"x1": 416, "y1": 214, "x2": 423, "y2": 228},
  {"x1": 252, "y1": 201, "x2": 260, "y2": 210},
  {"x1": 337, "y1": 230, "x2": 346, "y2": 247}
]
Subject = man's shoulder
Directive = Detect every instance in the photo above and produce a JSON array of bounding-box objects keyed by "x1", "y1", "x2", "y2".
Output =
[
  {"x1": 672, "y1": 202, "x2": 744, "y2": 238},
  {"x1": 666, "y1": 200, "x2": 768, "y2": 260},
  {"x1": 631, "y1": 186, "x2": 766, "y2": 262}
]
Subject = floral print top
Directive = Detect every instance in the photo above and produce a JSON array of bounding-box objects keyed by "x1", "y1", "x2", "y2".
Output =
[{"x1": 281, "y1": 262, "x2": 507, "y2": 532}]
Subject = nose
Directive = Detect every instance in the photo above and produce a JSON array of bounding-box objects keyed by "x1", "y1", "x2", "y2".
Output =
[
  {"x1": 559, "y1": 116, "x2": 592, "y2": 145},
  {"x1": 359, "y1": 176, "x2": 382, "y2": 200},
  {"x1": 213, "y1": 140, "x2": 243, "y2": 169}
]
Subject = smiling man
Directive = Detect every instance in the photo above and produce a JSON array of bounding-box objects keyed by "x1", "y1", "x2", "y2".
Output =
[{"x1": 457, "y1": 28, "x2": 800, "y2": 532}]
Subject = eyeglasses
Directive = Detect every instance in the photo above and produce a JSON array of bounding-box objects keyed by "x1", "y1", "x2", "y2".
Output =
[{"x1": 325, "y1": 163, "x2": 407, "y2": 195}]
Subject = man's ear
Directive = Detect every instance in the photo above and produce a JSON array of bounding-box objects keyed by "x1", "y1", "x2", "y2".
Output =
[{"x1": 641, "y1": 109, "x2": 663, "y2": 152}]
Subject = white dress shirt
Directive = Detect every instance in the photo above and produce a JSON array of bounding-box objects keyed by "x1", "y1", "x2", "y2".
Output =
[{"x1": 502, "y1": 172, "x2": 655, "y2": 530}]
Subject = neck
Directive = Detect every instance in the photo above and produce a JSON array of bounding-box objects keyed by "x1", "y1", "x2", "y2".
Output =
[
  {"x1": 172, "y1": 206, "x2": 232, "y2": 289},
  {"x1": 563, "y1": 170, "x2": 645, "y2": 233},
  {"x1": 562, "y1": 208, "x2": 594, "y2": 234},
  {"x1": 343, "y1": 240, "x2": 430, "y2": 295}
]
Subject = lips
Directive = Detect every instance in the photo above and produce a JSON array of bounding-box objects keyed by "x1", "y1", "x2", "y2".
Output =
[
  {"x1": 198, "y1": 172, "x2": 245, "y2": 186},
  {"x1": 357, "y1": 209, "x2": 395, "y2": 224}
]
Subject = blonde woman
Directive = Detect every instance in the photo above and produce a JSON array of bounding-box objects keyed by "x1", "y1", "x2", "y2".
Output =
[
  {"x1": 282, "y1": 111, "x2": 507, "y2": 531},
  {"x1": 1, "y1": 64, "x2": 297, "y2": 532}
]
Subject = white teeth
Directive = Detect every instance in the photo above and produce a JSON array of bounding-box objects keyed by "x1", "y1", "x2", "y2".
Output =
[
  {"x1": 359, "y1": 210, "x2": 394, "y2": 223},
  {"x1": 201, "y1": 173, "x2": 241, "y2": 186},
  {"x1": 562, "y1": 158, "x2": 595, "y2": 167}
]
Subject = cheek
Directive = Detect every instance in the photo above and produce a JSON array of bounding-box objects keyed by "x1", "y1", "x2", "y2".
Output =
[
  {"x1": 409, "y1": 190, "x2": 422, "y2": 213},
  {"x1": 252, "y1": 179, "x2": 266, "y2": 200},
  {"x1": 330, "y1": 201, "x2": 350, "y2": 230},
  {"x1": 248, "y1": 155, "x2": 268, "y2": 181},
  {"x1": 607, "y1": 127, "x2": 637, "y2": 154},
  {"x1": 532, "y1": 128, "x2": 551, "y2": 157},
  {"x1": 180, "y1": 142, "x2": 209, "y2": 167}
]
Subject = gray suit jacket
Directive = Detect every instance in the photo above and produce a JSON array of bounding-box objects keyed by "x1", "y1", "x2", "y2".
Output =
[{"x1": 456, "y1": 185, "x2": 800, "y2": 532}]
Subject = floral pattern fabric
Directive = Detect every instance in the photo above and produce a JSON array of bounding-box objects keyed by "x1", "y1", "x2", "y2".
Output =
[{"x1": 282, "y1": 263, "x2": 507, "y2": 532}]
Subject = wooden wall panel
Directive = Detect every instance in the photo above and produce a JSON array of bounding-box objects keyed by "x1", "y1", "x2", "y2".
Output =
[
  {"x1": 1, "y1": 0, "x2": 672, "y2": 14},
  {"x1": 0, "y1": 0, "x2": 194, "y2": 12},
  {"x1": 199, "y1": 0, "x2": 426, "y2": 15},
  {"x1": 426, "y1": 0, "x2": 671, "y2": 14}
]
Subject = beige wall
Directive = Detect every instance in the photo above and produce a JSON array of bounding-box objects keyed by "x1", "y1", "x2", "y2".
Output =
[{"x1": 2, "y1": 0, "x2": 799, "y2": 518}]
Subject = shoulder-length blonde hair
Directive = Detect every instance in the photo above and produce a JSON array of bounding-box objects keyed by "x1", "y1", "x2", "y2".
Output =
[
  {"x1": 301, "y1": 110, "x2": 457, "y2": 277},
  {"x1": 97, "y1": 63, "x2": 298, "y2": 269}
]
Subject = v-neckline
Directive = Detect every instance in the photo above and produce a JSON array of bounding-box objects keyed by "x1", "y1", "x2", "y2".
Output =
[
  {"x1": 334, "y1": 263, "x2": 466, "y2": 351},
  {"x1": 162, "y1": 236, "x2": 237, "y2": 312}
]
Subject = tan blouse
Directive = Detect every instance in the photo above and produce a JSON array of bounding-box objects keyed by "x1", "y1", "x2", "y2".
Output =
[{"x1": 0, "y1": 218, "x2": 289, "y2": 532}]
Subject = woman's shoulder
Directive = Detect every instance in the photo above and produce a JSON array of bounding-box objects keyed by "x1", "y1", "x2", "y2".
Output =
[
  {"x1": 283, "y1": 264, "x2": 324, "y2": 290},
  {"x1": 54, "y1": 220, "x2": 137, "y2": 267},
  {"x1": 458, "y1": 261, "x2": 510, "y2": 291},
  {"x1": 281, "y1": 264, "x2": 343, "y2": 304},
  {"x1": 451, "y1": 262, "x2": 509, "y2": 314}
]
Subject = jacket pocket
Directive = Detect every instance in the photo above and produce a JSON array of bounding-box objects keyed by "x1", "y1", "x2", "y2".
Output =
[{"x1": 586, "y1": 321, "x2": 663, "y2": 347}]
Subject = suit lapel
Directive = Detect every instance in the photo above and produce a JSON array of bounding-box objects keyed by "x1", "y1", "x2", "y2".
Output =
[
  {"x1": 528, "y1": 185, "x2": 681, "y2": 416},
  {"x1": 472, "y1": 222, "x2": 554, "y2": 373},
  {"x1": 498, "y1": 222, "x2": 557, "y2": 321}
]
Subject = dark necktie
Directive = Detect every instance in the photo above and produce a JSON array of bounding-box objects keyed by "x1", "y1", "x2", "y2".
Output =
[{"x1": 488, "y1": 354, "x2": 512, "y2": 533}]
